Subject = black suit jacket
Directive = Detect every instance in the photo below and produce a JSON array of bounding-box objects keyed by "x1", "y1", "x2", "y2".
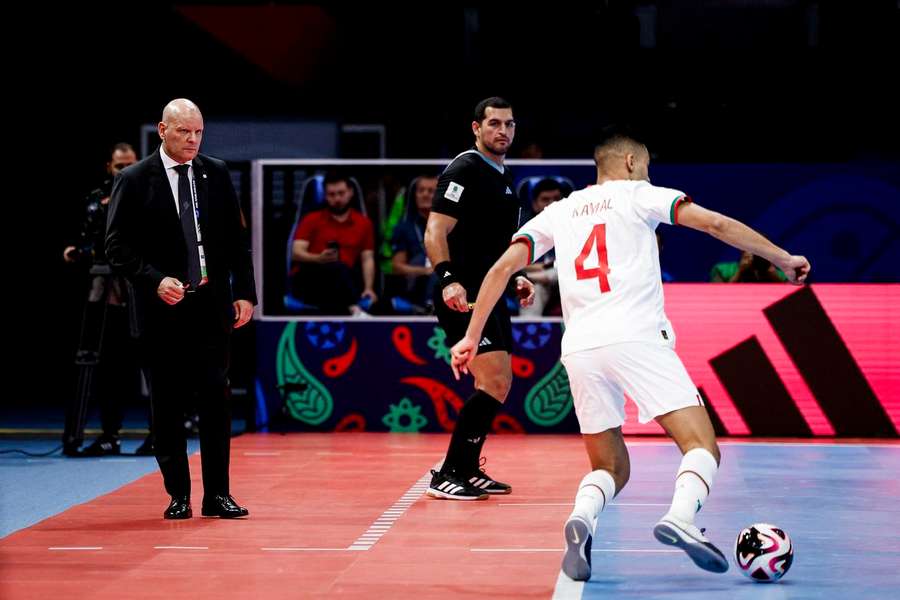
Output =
[{"x1": 105, "y1": 149, "x2": 257, "y2": 337}]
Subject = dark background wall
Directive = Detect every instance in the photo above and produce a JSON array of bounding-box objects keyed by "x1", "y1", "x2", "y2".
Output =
[{"x1": 7, "y1": 2, "x2": 898, "y2": 410}]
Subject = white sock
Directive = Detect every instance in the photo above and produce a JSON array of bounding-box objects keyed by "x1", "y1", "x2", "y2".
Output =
[
  {"x1": 667, "y1": 448, "x2": 718, "y2": 524},
  {"x1": 569, "y1": 470, "x2": 616, "y2": 530}
]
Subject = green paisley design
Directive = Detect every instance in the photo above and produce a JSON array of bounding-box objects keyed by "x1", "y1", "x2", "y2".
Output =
[
  {"x1": 277, "y1": 322, "x2": 334, "y2": 425},
  {"x1": 426, "y1": 326, "x2": 452, "y2": 365},
  {"x1": 524, "y1": 361, "x2": 573, "y2": 427},
  {"x1": 382, "y1": 397, "x2": 428, "y2": 433}
]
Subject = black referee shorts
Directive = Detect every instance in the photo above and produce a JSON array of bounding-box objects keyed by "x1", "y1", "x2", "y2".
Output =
[{"x1": 433, "y1": 289, "x2": 512, "y2": 355}]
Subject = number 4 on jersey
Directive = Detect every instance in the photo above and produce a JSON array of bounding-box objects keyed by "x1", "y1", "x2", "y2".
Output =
[{"x1": 575, "y1": 224, "x2": 611, "y2": 292}]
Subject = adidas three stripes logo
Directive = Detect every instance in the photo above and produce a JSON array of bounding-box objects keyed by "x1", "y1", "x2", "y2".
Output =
[{"x1": 435, "y1": 481, "x2": 465, "y2": 494}]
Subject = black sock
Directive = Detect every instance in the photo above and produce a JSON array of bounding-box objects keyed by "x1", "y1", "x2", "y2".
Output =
[{"x1": 442, "y1": 390, "x2": 501, "y2": 475}]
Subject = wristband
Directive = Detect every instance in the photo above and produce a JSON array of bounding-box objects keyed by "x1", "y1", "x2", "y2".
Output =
[{"x1": 434, "y1": 261, "x2": 460, "y2": 289}]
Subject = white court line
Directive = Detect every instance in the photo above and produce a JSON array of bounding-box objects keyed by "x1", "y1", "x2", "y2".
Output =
[
  {"x1": 345, "y1": 463, "x2": 438, "y2": 550},
  {"x1": 498, "y1": 503, "x2": 668, "y2": 507},
  {"x1": 472, "y1": 548, "x2": 681, "y2": 554},
  {"x1": 719, "y1": 441, "x2": 900, "y2": 449},
  {"x1": 154, "y1": 546, "x2": 208, "y2": 550},
  {"x1": 621, "y1": 441, "x2": 900, "y2": 448},
  {"x1": 387, "y1": 452, "x2": 445, "y2": 457},
  {"x1": 551, "y1": 548, "x2": 684, "y2": 599},
  {"x1": 49, "y1": 547, "x2": 103, "y2": 551},
  {"x1": 261, "y1": 547, "x2": 348, "y2": 552},
  {"x1": 472, "y1": 548, "x2": 561, "y2": 553},
  {"x1": 498, "y1": 503, "x2": 571, "y2": 506},
  {"x1": 243, "y1": 452, "x2": 281, "y2": 456},
  {"x1": 593, "y1": 549, "x2": 681, "y2": 553},
  {"x1": 553, "y1": 570, "x2": 584, "y2": 600}
]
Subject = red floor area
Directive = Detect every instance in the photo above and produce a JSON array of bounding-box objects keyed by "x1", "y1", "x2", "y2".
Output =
[{"x1": 0, "y1": 433, "x2": 592, "y2": 599}]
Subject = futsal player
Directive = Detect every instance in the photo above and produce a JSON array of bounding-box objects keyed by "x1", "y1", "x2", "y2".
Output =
[{"x1": 449, "y1": 127, "x2": 810, "y2": 578}]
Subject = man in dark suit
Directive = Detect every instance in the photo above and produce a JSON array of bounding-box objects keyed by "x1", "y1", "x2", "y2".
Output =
[{"x1": 106, "y1": 98, "x2": 256, "y2": 520}]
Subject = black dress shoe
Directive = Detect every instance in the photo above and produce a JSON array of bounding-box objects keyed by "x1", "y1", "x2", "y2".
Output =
[
  {"x1": 201, "y1": 495, "x2": 249, "y2": 518},
  {"x1": 164, "y1": 496, "x2": 192, "y2": 520},
  {"x1": 134, "y1": 435, "x2": 154, "y2": 456},
  {"x1": 80, "y1": 435, "x2": 121, "y2": 457},
  {"x1": 62, "y1": 443, "x2": 82, "y2": 457}
]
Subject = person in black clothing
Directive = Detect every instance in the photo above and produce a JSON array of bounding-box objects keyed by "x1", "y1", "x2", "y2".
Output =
[
  {"x1": 424, "y1": 97, "x2": 535, "y2": 500},
  {"x1": 106, "y1": 99, "x2": 256, "y2": 520},
  {"x1": 61, "y1": 143, "x2": 153, "y2": 457}
]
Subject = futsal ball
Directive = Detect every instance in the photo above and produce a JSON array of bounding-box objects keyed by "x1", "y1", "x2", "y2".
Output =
[{"x1": 734, "y1": 523, "x2": 794, "y2": 582}]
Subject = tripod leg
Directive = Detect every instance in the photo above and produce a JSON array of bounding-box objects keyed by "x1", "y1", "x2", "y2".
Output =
[{"x1": 62, "y1": 290, "x2": 110, "y2": 454}]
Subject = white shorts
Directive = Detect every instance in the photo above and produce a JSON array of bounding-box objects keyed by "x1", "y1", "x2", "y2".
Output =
[{"x1": 561, "y1": 342, "x2": 702, "y2": 434}]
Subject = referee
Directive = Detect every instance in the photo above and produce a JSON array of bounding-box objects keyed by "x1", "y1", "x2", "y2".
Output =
[{"x1": 424, "y1": 96, "x2": 535, "y2": 500}]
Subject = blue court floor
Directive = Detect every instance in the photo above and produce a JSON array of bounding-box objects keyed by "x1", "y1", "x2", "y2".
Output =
[
  {"x1": 565, "y1": 441, "x2": 900, "y2": 600},
  {"x1": 0, "y1": 438, "x2": 200, "y2": 538}
]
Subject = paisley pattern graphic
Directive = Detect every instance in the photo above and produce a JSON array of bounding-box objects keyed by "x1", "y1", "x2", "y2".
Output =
[
  {"x1": 304, "y1": 321, "x2": 345, "y2": 350},
  {"x1": 277, "y1": 322, "x2": 334, "y2": 425},
  {"x1": 512, "y1": 323, "x2": 553, "y2": 350},
  {"x1": 382, "y1": 398, "x2": 428, "y2": 432},
  {"x1": 523, "y1": 361, "x2": 573, "y2": 426},
  {"x1": 323, "y1": 338, "x2": 357, "y2": 378},
  {"x1": 401, "y1": 376, "x2": 464, "y2": 431},
  {"x1": 392, "y1": 326, "x2": 428, "y2": 365},
  {"x1": 511, "y1": 355, "x2": 535, "y2": 378},
  {"x1": 426, "y1": 327, "x2": 453, "y2": 365}
]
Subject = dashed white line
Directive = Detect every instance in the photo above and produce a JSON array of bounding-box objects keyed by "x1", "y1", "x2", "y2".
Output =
[{"x1": 345, "y1": 465, "x2": 437, "y2": 551}]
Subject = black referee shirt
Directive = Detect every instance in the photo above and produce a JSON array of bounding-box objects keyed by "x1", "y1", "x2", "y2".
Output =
[{"x1": 432, "y1": 149, "x2": 521, "y2": 292}]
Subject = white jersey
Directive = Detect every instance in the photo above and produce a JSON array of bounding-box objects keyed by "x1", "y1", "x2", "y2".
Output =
[{"x1": 513, "y1": 180, "x2": 690, "y2": 356}]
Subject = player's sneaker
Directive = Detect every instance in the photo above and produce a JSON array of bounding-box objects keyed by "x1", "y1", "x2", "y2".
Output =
[
  {"x1": 426, "y1": 470, "x2": 489, "y2": 500},
  {"x1": 653, "y1": 514, "x2": 729, "y2": 573},
  {"x1": 561, "y1": 515, "x2": 593, "y2": 581},
  {"x1": 464, "y1": 458, "x2": 512, "y2": 494}
]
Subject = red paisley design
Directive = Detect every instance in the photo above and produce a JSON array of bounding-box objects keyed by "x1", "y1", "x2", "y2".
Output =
[
  {"x1": 511, "y1": 355, "x2": 535, "y2": 378},
  {"x1": 400, "y1": 376, "x2": 464, "y2": 431},
  {"x1": 492, "y1": 414, "x2": 526, "y2": 433},
  {"x1": 323, "y1": 338, "x2": 357, "y2": 378},
  {"x1": 392, "y1": 326, "x2": 428, "y2": 365},
  {"x1": 334, "y1": 413, "x2": 366, "y2": 431}
]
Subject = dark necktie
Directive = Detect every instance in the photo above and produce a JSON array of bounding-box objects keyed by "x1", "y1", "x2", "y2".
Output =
[{"x1": 173, "y1": 164, "x2": 202, "y2": 288}]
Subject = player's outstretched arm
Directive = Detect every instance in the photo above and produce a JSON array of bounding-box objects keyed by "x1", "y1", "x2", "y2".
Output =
[
  {"x1": 676, "y1": 202, "x2": 811, "y2": 284},
  {"x1": 450, "y1": 242, "x2": 530, "y2": 379}
]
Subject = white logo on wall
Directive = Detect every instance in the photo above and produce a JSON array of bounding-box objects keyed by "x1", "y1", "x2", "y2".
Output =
[{"x1": 445, "y1": 182, "x2": 464, "y2": 202}]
